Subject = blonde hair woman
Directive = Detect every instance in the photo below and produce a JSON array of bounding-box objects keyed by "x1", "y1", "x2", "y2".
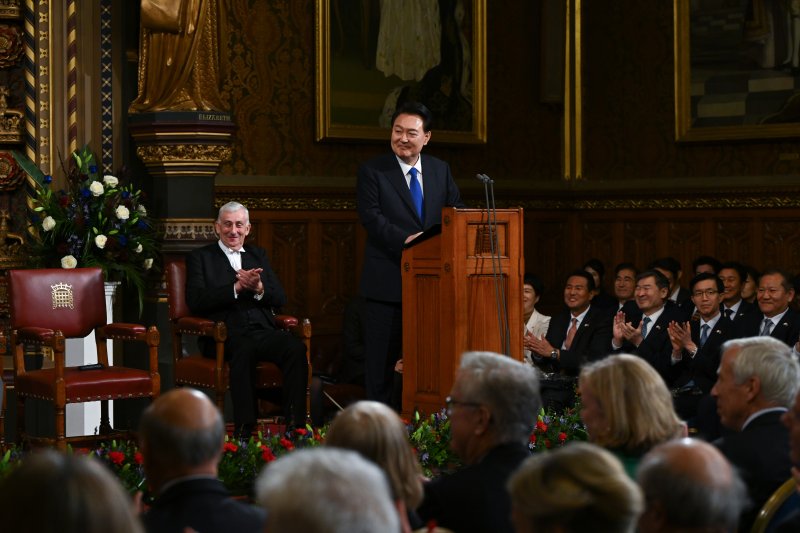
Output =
[
  {"x1": 326, "y1": 400, "x2": 424, "y2": 532},
  {"x1": 507, "y1": 442, "x2": 643, "y2": 533},
  {"x1": 579, "y1": 353, "x2": 686, "y2": 477}
]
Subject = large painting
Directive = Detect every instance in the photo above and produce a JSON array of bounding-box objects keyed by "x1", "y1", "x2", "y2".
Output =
[
  {"x1": 675, "y1": 0, "x2": 800, "y2": 141},
  {"x1": 315, "y1": 0, "x2": 486, "y2": 143}
]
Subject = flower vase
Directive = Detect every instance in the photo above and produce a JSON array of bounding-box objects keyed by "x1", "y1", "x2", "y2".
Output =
[{"x1": 64, "y1": 281, "x2": 121, "y2": 437}]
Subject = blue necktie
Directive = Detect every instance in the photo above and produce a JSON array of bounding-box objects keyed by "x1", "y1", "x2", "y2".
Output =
[
  {"x1": 699, "y1": 324, "x2": 709, "y2": 348},
  {"x1": 641, "y1": 316, "x2": 651, "y2": 338},
  {"x1": 409, "y1": 167, "x2": 423, "y2": 220}
]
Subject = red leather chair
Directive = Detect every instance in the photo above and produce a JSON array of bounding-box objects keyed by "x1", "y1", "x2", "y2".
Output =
[
  {"x1": 5, "y1": 267, "x2": 160, "y2": 450},
  {"x1": 166, "y1": 258, "x2": 312, "y2": 419}
]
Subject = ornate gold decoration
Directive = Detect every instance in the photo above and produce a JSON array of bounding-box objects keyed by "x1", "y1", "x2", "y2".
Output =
[
  {"x1": 0, "y1": 23, "x2": 22, "y2": 67},
  {"x1": 0, "y1": 209, "x2": 26, "y2": 270},
  {"x1": 51, "y1": 282, "x2": 74, "y2": 309},
  {"x1": 156, "y1": 218, "x2": 217, "y2": 242},
  {"x1": 0, "y1": 86, "x2": 23, "y2": 144},
  {"x1": 137, "y1": 144, "x2": 232, "y2": 163},
  {"x1": 0, "y1": 151, "x2": 20, "y2": 190},
  {"x1": 0, "y1": 0, "x2": 21, "y2": 20}
]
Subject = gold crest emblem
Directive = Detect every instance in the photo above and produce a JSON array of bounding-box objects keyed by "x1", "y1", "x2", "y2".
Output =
[{"x1": 51, "y1": 282, "x2": 74, "y2": 309}]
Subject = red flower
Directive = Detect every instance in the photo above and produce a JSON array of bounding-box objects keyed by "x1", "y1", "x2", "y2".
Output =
[
  {"x1": 536, "y1": 420, "x2": 548, "y2": 432},
  {"x1": 529, "y1": 434, "x2": 537, "y2": 444},
  {"x1": 261, "y1": 445, "x2": 276, "y2": 463},
  {"x1": 544, "y1": 439, "x2": 552, "y2": 449},
  {"x1": 293, "y1": 428, "x2": 308, "y2": 436},
  {"x1": 133, "y1": 452, "x2": 144, "y2": 464},
  {"x1": 223, "y1": 442, "x2": 239, "y2": 454},
  {"x1": 558, "y1": 432, "x2": 567, "y2": 443},
  {"x1": 108, "y1": 451, "x2": 125, "y2": 465},
  {"x1": 279, "y1": 437, "x2": 294, "y2": 451}
]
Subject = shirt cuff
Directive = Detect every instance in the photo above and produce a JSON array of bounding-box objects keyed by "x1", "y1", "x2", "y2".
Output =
[{"x1": 254, "y1": 291, "x2": 264, "y2": 301}]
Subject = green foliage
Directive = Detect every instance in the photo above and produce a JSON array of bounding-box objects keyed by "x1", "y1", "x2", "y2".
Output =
[
  {"x1": 407, "y1": 410, "x2": 461, "y2": 478},
  {"x1": 13, "y1": 145, "x2": 159, "y2": 314}
]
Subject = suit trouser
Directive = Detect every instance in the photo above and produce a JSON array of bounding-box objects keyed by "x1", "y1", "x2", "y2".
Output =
[
  {"x1": 225, "y1": 324, "x2": 308, "y2": 427},
  {"x1": 363, "y1": 299, "x2": 403, "y2": 406}
]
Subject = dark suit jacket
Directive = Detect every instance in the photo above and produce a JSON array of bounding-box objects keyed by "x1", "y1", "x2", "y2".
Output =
[
  {"x1": 619, "y1": 304, "x2": 688, "y2": 386},
  {"x1": 738, "y1": 307, "x2": 800, "y2": 346},
  {"x1": 143, "y1": 477, "x2": 266, "y2": 533},
  {"x1": 714, "y1": 410, "x2": 793, "y2": 532},
  {"x1": 673, "y1": 316, "x2": 735, "y2": 393},
  {"x1": 544, "y1": 306, "x2": 613, "y2": 375},
  {"x1": 357, "y1": 152, "x2": 463, "y2": 303},
  {"x1": 417, "y1": 442, "x2": 530, "y2": 533},
  {"x1": 186, "y1": 242, "x2": 286, "y2": 337}
]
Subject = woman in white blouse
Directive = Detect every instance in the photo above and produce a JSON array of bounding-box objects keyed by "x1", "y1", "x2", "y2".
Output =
[{"x1": 523, "y1": 273, "x2": 550, "y2": 365}]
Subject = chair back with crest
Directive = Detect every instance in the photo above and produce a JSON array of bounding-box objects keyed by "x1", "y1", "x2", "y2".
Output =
[{"x1": 9, "y1": 267, "x2": 107, "y2": 338}]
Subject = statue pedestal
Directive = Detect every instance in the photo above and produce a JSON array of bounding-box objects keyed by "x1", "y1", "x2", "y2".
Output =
[{"x1": 64, "y1": 281, "x2": 120, "y2": 437}]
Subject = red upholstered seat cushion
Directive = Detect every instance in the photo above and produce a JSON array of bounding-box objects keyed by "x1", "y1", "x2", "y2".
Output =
[
  {"x1": 15, "y1": 367, "x2": 155, "y2": 402},
  {"x1": 175, "y1": 356, "x2": 281, "y2": 389},
  {"x1": 175, "y1": 356, "x2": 230, "y2": 387}
]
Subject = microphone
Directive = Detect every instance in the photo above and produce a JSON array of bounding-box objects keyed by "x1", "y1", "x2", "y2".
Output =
[{"x1": 476, "y1": 173, "x2": 510, "y2": 356}]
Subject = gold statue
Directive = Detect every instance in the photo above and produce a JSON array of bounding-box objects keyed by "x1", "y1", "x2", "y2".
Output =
[{"x1": 129, "y1": 0, "x2": 228, "y2": 113}]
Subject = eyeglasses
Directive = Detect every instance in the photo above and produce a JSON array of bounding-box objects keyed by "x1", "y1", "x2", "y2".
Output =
[
  {"x1": 692, "y1": 289, "x2": 719, "y2": 298},
  {"x1": 445, "y1": 396, "x2": 481, "y2": 415}
]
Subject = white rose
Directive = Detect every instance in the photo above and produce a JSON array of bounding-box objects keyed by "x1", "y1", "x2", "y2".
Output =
[
  {"x1": 42, "y1": 216, "x2": 55, "y2": 231},
  {"x1": 94, "y1": 234, "x2": 107, "y2": 249},
  {"x1": 134, "y1": 243, "x2": 143, "y2": 253},
  {"x1": 137, "y1": 204, "x2": 147, "y2": 216},
  {"x1": 61, "y1": 255, "x2": 77, "y2": 269},
  {"x1": 143, "y1": 258, "x2": 153, "y2": 270},
  {"x1": 115, "y1": 205, "x2": 130, "y2": 220},
  {"x1": 89, "y1": 181, "x2": 104, "y2": 196},
  {"x1": 102, "y1": 175, "x2": 119, "y2": 188}
]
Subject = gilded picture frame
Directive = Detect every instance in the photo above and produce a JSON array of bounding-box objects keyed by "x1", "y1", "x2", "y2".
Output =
[
  {"x1": 675, "y1": 0, "x2": 800, "y2": 141},
  {"x1": 315, "y1": 0, "x2": 487, "y2": 143}
]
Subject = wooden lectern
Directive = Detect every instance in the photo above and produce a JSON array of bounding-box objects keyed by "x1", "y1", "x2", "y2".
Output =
[{"x1": 401, "y1": 208, "x2": 524, "y2": 416}]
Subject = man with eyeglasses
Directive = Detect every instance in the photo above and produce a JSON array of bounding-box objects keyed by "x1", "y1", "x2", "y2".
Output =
[
  {"x1": 667, "y1": 272, "x2": 735, "y2": 425},
  {"x1": 739, "y1": 269, "x2": 800, "y2": 346},
  {"x1": 417, "y1": 351, "x2": 540, "y2": 533}
]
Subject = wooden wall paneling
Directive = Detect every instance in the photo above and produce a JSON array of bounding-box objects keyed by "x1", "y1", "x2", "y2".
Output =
[
  {"x1": 763, "y1": 218, "x2": 800, "y2": 272},
  {"x1": 667, "y1": 219, "x2": 703, "y2": 279},
  {"x1": 622, "y1": 220, "x2": 657, "y2": 272},
  {"x1": 715, "y1": 219, "x2": 753, "y2": 265}
]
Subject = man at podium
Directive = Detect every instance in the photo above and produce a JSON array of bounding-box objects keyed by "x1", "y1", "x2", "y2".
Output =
[{"x1": 356, "y1": 101, "x2": 464, "y2": 405}]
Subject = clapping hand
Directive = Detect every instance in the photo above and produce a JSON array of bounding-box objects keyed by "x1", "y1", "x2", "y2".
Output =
[
  {"x1": 236, "y1": 267, "x2": 264, "y2": 294},
  {"x1": 667, "y1": 321, "x2": 692, "y2": 353}
]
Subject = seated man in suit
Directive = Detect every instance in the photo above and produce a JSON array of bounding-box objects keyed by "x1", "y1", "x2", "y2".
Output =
[
  {"x1": 711, "y1": 336, "x2": 800, "y2": 531},
  {"x1": 739, "y1": 269, "x2": 800, "y2": 347},
  {"x1": 613, "y1": 262, "x2": 638, "y2": 312},
  {"x1": 417, "y1": 351, "x2": 540, "y2": 533},
  {"x1": 718, "y1": 261, "x2": 758, "y2": 333},
  {"x1": 526, "y1": 270, "x2": 613, "y2": 411},
  {"x1": 668, "y1": 272, "x2": 735, "y2": 422},
  {"x1": 637, "y1": 438, "x2": 748, "y2": 533},
  {"x1": 186, "y1": 201, "x2": 308, "y2": 436},
  {"x1": 140, "y1": 388, "x2": 266, "y2": 533},
  {"x1": 612, "y1": 270, "x2": 687, "y2": 385}
]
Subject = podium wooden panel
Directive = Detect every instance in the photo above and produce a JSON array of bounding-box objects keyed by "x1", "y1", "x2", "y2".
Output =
[{"x1": 401, "y1": 208, "x2": 524, "y2": 416}]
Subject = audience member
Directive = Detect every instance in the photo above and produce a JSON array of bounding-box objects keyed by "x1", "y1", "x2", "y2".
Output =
[
  {"x1": 777, "y1": 388, "x2": 800, "y2": 531},
  {"x1": 325, "y1": 400, "x2": 424, "y2": 532},
  {"x1": 668, "y1": 272, "x2": 734, "y2": 422},
  {"x1": 583, "y1": 258, "x2": 617, "y2": 309},
  {"x1": 0, "y1": 449, "x2": 144, "y2": 533},
  {"x1": 186, "y1": 201, "x2": 308, "y2": 436},
  {"x1": 612, "y1": 270, "x2": 687, "y2": 384},
  {"x1": 522, "y1": 273, "x2": 550, "y2": 365},
  {"x1": 256, "y1": 447, "x2": 400, "y2": 533},
  {"x1": 579, "y1": 353, "x2": 685, "y2": 477},
  {"x1": 507, "y1": 441, "x2": 643, "y2": 533},
  {"x1": 357, "y1": 100, "x2": 464, "y2": 405},
  {"x1": 710, "y1": 336, "x2": 800, "y2": 531},
  {"x1": 718, "y1": 261, "x2": 758, "y2": 329},
  {"x1": 527, "y1": 270, "x2": 612, "y2": 411},
  {"x1": 692, "y1": 255, "x2": 722, "y2": 275},
  {"x1": 637, "y1": 438, "x2": 748, "y2": 533},
  {"x1": 613, "y1": 262, "x2": 638, "y2": 311},
  {"x1": 139, "y1": 388, "x2": 265, "y2": 533},
  {"x1": 741, "y1": 265, "x2": 760, "y2": 304},
  {"x1": 649, "y1": 257, "x2": 689, "y2": 307},
  {"x1": 417, "y1": 351, "x2": 540, "y2": 533},
  {"x1": 739, "y1": 269, "x2": 800, "y2": 346}
]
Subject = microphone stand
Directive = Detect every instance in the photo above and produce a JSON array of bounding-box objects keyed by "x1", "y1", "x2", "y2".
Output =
[{"x1": 476, "y1": 173, "x2": 510, "y2": 355}]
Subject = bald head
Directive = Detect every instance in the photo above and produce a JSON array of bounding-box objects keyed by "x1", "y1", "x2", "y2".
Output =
[
  {"x1": 139, "y1": 388, "x2": 225, "y2": 490},
  {"x1": 637, "y1": 438, "x2": 747, "y2": 532}
]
